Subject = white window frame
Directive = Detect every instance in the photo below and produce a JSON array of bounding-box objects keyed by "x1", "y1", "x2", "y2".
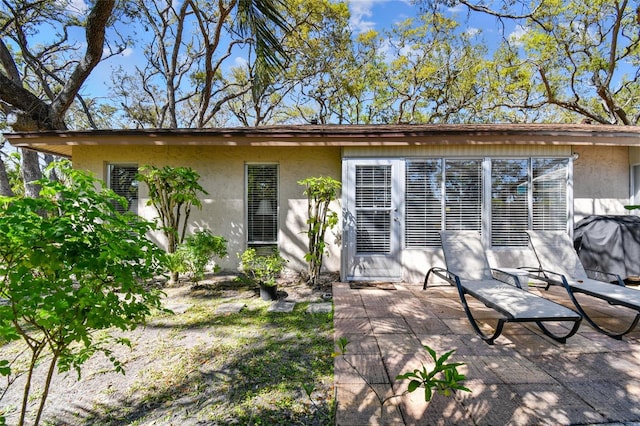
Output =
[
  {"x1": 489, "y1": 157, "x2": 570, "y2": 247},
  {"x1": 404, "y1": 156, "x2": 572, "y2": 248},
  {"x1": 246, "y1": 163, "x2": 279, "y2": 247},
  {"x1": 405, "y1": 158, "x2": 483, "y2": 248},
  {"x1": 631, "y1": 164, "x2": 640, "y2": 213}
]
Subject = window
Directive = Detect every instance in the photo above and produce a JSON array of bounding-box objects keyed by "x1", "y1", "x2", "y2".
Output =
[
  {"x1": 490, "y1": 158, "x2": 568, "y2": 246},
  {"x1": 107, "y1": 164, "x2": 138, "y2": 214},
  {"x1": 444, "y1": 159, "x2": 482, "y2": 232},
  {"x1": 405, "y1": 159, "x2": 482, "y2": 248},
  {"x1": 405, "y1": 157, "x2": 569, "y2": 248},
  {"x1": 406, "y1": 160, "x2": 442, "y2": 247},
  {"x1": 491, "y1": 159, "x2": 529, "y2": 246},
  {"x1": 247, "y1": 164, "x2": 278, "y2": 246},
  {"x1": 355, "y1": 165, "x2": 392, "y2": 253},
  {"x1": 531, "y1": 158, "x2": 568, "y2": 232}
]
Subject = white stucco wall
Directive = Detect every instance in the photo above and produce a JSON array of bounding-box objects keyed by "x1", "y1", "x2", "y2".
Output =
[
  {"x1": 72, "y1": 142, "x2": 633, "y2": 284},
  {"x1": 73, "y1": 145, "x2": 343, "y2": 275},
  {"x1": 572, "y1": 145, "x2": 630, "y2": 220}
]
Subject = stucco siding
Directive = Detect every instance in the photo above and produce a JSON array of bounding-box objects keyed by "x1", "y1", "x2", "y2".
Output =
[
  {"x1": 73, "y1": 145, "x2": 342, "y2": 274},
  {"x1": 69, "y1": 139, "x2": 634, "y2": 284},
  {"x1": 572, "y1": 145, "x2": 630, "y2": 220}
]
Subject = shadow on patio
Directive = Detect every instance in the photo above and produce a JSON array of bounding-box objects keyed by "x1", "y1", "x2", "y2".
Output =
[{"x1": 333, "y1": 282, "x2": 640, "y2": 426}]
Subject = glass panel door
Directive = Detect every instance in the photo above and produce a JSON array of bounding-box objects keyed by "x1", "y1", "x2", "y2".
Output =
[{"x1": 343, "y1": 159, "x2": 402, "y2": 281}]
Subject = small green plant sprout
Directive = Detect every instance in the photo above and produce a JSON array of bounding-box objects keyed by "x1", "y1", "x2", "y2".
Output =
[
  {"x1": 333, "y1": 336, "x2": 349, "y2": 357},
  {"x1": 396, "y1": 345, "x2": 471, "y2": 402},
  {"x1": 239, "y1": 248, "x2": 288, "y2": 287},
  {"x1": 172, "y1": 230, "x2": 228, "y2": 283},
  {"x1": 334, "y1": 337, "x2": 470, "y2": 420}
]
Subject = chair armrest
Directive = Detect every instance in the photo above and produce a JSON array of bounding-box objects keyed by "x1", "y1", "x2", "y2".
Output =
[
  {"x1": 491, "y1": 268, "x2": 524, "y2": 289},
  {"x1": 518, "y1": 266, "x2": 565, "y2": 283},
  {"x1": 584, "y1": 268, "x2": 625, "y2": 286},
  {"x1": 427, "y1": 266, "x2": 460, "y2": 286}
]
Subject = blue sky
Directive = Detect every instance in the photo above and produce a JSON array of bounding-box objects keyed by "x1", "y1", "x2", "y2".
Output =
[
  {"x1": 347, "y1": 0, "x2": 416, "y2": 33},
  {"x1": 346, "y1": 0, "x2": 504, "y2": 39}
]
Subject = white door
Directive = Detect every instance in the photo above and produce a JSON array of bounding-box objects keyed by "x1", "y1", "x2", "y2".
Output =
[{"x1": 342, "y1": 159, "x2": 403, "y2": 281}]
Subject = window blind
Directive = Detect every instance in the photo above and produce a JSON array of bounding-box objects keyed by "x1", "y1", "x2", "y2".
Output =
[
  {"x1": 108, "y1": 164, "x2": 138, "y2": 214},
  {"x1": 401, "y1": 157, "x2": 568, "y2": 248},
  {"x1": 532, "y1": 158, "x2": 568, "y2": 231},
  {"x1": 444, "y1": 159, "x2": 482, "y2": 232},
  {"x1": 355, "y1": 165, "x2": 391, "y2": 253},
  {"x1": 491, "y1": 159, "x2": 529, "y2": 246},
  {"x1": 247, "y1": 164, "x2": 278, "y2": 244},
  {"x1": 405, "y1": 160, "x2": 442, "y2": 247}
]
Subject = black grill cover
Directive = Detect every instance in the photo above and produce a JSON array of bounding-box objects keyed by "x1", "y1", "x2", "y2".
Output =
[{"x1": 574, "y1": 215, "x2": 640, "y2": 279}]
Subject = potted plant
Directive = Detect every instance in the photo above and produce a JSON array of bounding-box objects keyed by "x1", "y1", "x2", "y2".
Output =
[{"x1": 239, "y1": 248, "x2": 288, "y2": 301}]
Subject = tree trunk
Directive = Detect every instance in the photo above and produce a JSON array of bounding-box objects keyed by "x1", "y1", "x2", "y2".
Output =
[
  {"x1": 21, "y1": 149, "x2": 42, "y2": 198},
  {"x1": 0, "y1": 157, "x2": 15, "y2": 196}
]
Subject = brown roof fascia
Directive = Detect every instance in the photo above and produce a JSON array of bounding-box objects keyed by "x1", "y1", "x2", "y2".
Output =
[{"x1": 6, "y1": 124, "x2": 640, "y2": 158}]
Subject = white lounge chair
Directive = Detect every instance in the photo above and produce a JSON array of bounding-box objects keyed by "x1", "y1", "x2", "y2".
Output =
[
  {"x1": 524, "y1": 230, "x2": 640, "y2": 339},
  {"x1": 424, "y1": 231, "x2": 582, "y2": 345}
]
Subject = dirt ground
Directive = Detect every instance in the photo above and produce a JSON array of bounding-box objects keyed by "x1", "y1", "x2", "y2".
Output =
[{"x1": 0, "y1": 272, "x2": 335, "y2": 425}]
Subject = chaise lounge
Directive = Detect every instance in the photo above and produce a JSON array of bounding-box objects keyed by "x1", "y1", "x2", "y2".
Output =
[
  {"x1": 524, "y1": 230, "x2": 640, "y2": 339},
  {"x1": 424, "y1": 231, "x2": 582, "y2": 345}
]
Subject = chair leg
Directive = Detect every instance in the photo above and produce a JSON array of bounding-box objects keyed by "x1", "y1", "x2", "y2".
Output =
[
  {"x1": 423, "y1": 268, "x2": 435, "y2": 290},
  {"x1": 576, "y1": 308, "x2": 639, "y2": 340},
  {"x1": 456, "y1": 288, "x2": 504, "y2": 345},
  {"x1": 536, "y1": 318, "x2": 582, "y2": 344},
  {"x1": 563, "y1": 287, "x2": 640, "y2": 339}
]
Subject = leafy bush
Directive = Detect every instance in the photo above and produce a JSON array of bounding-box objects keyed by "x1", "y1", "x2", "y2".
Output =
[
  {"x1": 239, "y1": 248, "x2": 288, "y2": 287},
  {"x1": 171, "y1": 230, "x2": 227, "y2": 283},
  {"x1": 0, "y1": 161, "x2": 166, "y2": 426},
  {"x1": 137, "y1": 165, "x2": 207, "y2": 283}
]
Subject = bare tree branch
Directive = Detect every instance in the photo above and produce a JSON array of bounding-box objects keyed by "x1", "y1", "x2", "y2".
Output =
[{"x1": 50, "y1": 0, "x2": 116, "y2": 126}]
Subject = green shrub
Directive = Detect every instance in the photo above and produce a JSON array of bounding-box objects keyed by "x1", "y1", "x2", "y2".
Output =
[
  {"x1": 0, "y1": 161, "x2": 166, "y2": 426},
  {"x1": 172, "y1": 230, "x2": 227, "y2": 283},
  {"x1": 239, "y1": 248, "x2": 288, "y2": 287}
]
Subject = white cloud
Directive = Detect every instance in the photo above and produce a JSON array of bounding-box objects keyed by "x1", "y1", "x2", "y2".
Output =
[
  {"x1": 348, "y1": 0, "x2": 419, "y2": 34},
  {"x1": 508, "y1": 24, "x2": 528, "y2": 46},
  {"x1": 466, "y1": 27, "x2": 480, "y2": 37},
  {"x1": 234, "y1": 56, "x2": 248, "y2": 68},
  {"x1": 348, "y1": 0, "x2": 378, "y2": 34},
  {"x1": 102, "y1": 46, "x2": 134, "y2": 57},
  {"x1": 446, "y1": 4, "x2": 466, "y2": 14}
]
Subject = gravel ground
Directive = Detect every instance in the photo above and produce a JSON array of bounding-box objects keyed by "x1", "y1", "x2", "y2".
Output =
[{"x1": 0, "y1": 273, "x2": 335, "y2": 425}]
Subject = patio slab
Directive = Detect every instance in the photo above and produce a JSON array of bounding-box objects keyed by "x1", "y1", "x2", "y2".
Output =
[
  {"x1": 214, "y1": 302, "x2": 246, "y2": 314},
  {"x1": 307, "y1": 302, "x2": 333, "y2": 314},
  {"x1": 333, "y1": 282, "x2": 640, "y2": 425},
  {"x1": 267, "y1": 300, "x2": 296, "y2": 312}
]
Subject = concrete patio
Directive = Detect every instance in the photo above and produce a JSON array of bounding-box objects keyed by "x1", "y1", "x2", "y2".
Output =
[{"x1": 333, "y1": 281, "x2": 640, "y2": 425}]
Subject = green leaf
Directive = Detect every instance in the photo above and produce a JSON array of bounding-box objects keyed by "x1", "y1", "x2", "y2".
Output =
[
  {"x1": 407, "y1": 379, "x2": 421, "y2": 393},
  {"x1": 0, "y1": 359, "x2": 11, "y2": 376}
]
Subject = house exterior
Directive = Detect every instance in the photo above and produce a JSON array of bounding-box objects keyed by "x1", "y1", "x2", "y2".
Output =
[{"x1": 7, "y1": 123, "x2": 640, "y2": 283}]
